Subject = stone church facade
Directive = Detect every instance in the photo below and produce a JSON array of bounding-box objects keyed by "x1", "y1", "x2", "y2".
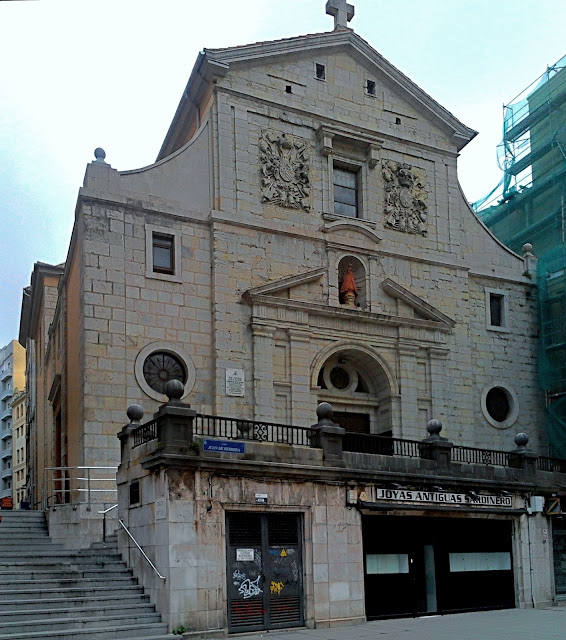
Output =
[{"x1": 21, "y1": 1, "x2": 564, "y2": 634}]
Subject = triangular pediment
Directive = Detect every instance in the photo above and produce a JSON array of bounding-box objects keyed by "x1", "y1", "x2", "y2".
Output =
[
  {"x1": 159, "y1": 29, "x2": 476, "y2": 159},
  {"x1": 242, "y1": 268, "x2": 326, "y2": 304},
  {"x1": 381, "y1": 278, "x2": 455, "y2": 327}
]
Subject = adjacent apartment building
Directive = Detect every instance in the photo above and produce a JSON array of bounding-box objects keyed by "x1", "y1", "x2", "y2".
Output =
[{"x1": 0, "y1": 340, "x2": 25, "y2": 504}]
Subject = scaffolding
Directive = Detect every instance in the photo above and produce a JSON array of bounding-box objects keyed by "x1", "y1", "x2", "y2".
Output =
[{"x1": 472, "y1": 55, "x2": 566, "y2": 457}]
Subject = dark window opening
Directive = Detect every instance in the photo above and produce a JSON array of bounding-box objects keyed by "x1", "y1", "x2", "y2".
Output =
[
  {"x1": 285, "y1": 85, "x2": 292, "y2": 94},
  {"x1": 129, "y1": 480, "x2": 140, "y2": 506},
  {"x1": 333, "y1": 166, "x2": 359, "y2": 218},
  {"x1": 395, "y1": 117, "x2": 402, "y2": 125},
  {"x1": 315, "y1": 63, "x2": 326, "y2": 80},
  {"x1": 366, "y1": 80, "x2": 376, "y2": 95},
  {"x1": 317, "y1": 369, "x2": 327, "y2": 389},
  {"x1": 152, "y1": 232, "x2": 175, "y2": 274},
  {"x1": 489, "y1": 293, "x2": 504, "y2": 327},
  {"x1": 486, "y1": 387, "x2": 511, "y2": 423}
]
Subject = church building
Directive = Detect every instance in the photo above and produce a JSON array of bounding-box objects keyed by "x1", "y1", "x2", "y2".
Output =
[{"x1": 20, "y1": 1, "x2": 566, "y2": 633}]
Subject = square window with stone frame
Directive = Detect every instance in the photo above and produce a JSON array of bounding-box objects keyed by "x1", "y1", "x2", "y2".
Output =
[
  {"x1": 333, "y1": 165, "x2": 360, "y2": 218},
  {"x1": 485, "y1": 288, "x2": 509, "y2": 332},
  {"x1": 152, "y1": 232, "x2": 175, "y2": 275}
]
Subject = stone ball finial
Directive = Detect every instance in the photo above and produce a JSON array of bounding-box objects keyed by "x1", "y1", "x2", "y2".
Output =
[
  {"x1": 165, "y1": 379, "x2": 184, "y2": 401},
  {"x1": 522, "y1": 243, "x2": 533, "y2": 255},
  {"x1": 427, "y1": 419, "x2": 442, "y2": 437},
  {"x1": 127, "y1": 404, "x2": 144, "y2": 423},
  {"x1": 316, "y1": 402, "x2": 333, "y2": 420},
  {"x1": 94, "y1": 147, "x2": 106, "y2": 162},
  {"x1": 515, "y1": 432, "x2": 529, "y2": 448}
]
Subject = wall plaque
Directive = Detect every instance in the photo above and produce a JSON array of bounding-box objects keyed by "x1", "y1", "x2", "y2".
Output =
[
  {"x1": 236, "y1": 548, "x2": 255, "y2": 561},
  {"x1": 226, "y1": 369, "x2": 245, "y2": 397}
]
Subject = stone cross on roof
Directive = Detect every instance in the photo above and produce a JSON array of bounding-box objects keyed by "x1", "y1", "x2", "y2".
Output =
[{"x1": 325, "y1": 0, "x2": 355, "y2": 30}]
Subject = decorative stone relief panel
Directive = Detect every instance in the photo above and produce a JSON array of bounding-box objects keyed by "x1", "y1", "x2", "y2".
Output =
[
  {"x1": 259, "y1": 130, "x2": 310, "y2": 211},
  {"x1": 382, "y1": 160, "x2": 428, "y2": 235}
]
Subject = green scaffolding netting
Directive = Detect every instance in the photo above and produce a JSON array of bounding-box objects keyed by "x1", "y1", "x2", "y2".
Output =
[{"x1": 473, "y1": 55, "x2": 566, "y2": 458}]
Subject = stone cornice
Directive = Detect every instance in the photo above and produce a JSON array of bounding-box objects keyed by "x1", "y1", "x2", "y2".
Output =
[{"x1": 245, "y1": 293, "x2": 453, "y2": 335}]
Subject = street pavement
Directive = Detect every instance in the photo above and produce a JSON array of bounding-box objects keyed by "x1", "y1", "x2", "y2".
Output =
[{"x1": 226, "y1": 607, "x2": 566, "y2": 640}]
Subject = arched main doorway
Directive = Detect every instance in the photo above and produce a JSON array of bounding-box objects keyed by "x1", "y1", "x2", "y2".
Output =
[{"x1": 313, "y1": 347, "x2": 394, "y2": 435}]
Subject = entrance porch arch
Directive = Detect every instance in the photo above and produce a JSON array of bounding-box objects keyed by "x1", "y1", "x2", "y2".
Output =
[{"x1": 311, "y1": 342, "x2": 398, "y2": 435}]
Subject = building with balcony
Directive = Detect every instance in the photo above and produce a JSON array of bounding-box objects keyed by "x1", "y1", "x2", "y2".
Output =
[
  {"x1": 11, "y1": 389, "x2": 27, "y2": 507},
  {"x1": 18, "y1": 0, "x2": 562, "y2": 632},
  {"x1": 0, "y1": 340, "x2": 25, "y2": 502}
]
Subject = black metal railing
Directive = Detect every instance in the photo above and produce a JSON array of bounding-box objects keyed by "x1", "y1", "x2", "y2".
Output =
[
  {"x1": 195, "y1": 414, "x2": 312, "y2": 446},
  {"x1": 132, "y1": 418, "x2": 158, "y2": 448},
  {"x1": 343, "y1": 432, "x2": 422, "y2": 458},
  {"x1": 129, "y1": 413, "x2": 566, "y2": 473},
  {"x1": 451, "y1": 445, "x2": 514, "y2": 467},
  {"x1": 538, "y1": 456, "x2": 566, "y2": 473}
]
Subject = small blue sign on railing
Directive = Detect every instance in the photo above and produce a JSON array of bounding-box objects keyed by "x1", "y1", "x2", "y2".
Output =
[{"x1": 203, "y1": 439, "x2": 245, "y2": 454}]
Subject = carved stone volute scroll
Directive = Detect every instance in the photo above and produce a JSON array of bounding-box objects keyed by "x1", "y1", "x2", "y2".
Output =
[
  {"x1": 259, "y1": 130, "x2": 310, "y2": 211},
  {"x1": 382, "y1": 160, "x2": 428, "y2": 235}
]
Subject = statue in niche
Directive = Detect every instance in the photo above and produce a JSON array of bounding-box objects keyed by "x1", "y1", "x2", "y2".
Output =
[
  {"x1": 339, "y1": 264, "x2": 358, "y2": 307},
  {"x1": 382, "y1": 160, "x2": 428, "y2": 235},
  {"x1": 259, "y1": 130, "x2": 310, "y2": 211}
]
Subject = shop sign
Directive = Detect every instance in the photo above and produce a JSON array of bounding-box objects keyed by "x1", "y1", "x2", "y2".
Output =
[{"x1": 371, "y1": 488, "x2": 513, "y2": 508}]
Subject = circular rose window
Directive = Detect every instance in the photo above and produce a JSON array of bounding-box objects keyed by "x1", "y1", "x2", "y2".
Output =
[
  {"x1": 135, "y1": 342, "x2": 195, "y2": 402},
  {"x1": 142, "y1": 352, "x2": 187, "y2": 395}
]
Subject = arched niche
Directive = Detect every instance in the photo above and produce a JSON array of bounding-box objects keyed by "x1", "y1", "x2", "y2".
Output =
[{"x1": 338, "y1": 255, "x2": 367, "y2": 309}]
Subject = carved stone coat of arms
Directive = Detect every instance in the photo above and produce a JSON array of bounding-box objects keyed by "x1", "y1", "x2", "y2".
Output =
[
  {"x1": 259, "y1": 130, "x2": 310, "y2": 211},
  {"x1": 382, "y1": 160, "x2": 428, "y2": 235}
]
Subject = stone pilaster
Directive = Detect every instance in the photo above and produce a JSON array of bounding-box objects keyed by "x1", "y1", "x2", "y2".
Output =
[
  {"x1": 398, "y1": 342, "x2": 419, "y2": 439},
  {"x1": 288, "y1": 329, "x2": 312, "y2": 426},
  {"x1": 251, "y1": 324, "x2": 276, "y2": 422}
]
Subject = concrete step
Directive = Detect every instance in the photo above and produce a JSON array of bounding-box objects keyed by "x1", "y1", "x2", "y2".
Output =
[
  {"x1": 0, "y1": 537, "x2": 63, "y2": 547},
  {"x1": 0, "y1": 593, "x2": 151, "y2": 612},
  {"x1": 0, "y1": 549, "x2": 122, "y2": 560},
  {"x1": 0, "y1": 601, "x2": 156, "y2": 623},
  {"x1": 0, "y1": 621, "x2": 170, "y2": 639},
  {"x1": 0, "y1": 559, "x2": 126, "y2": 570},
  {"x1": 0, "y1": 568, "x2": 132, "y2": 581},
  {"x1": 0, "y1": 611, "x2": 163, "y2": 633},
  {"x1": 0, "y1": 576, "x2": 138, "y2": 589},
  {"x1": 0, "y1": 584, "x2": 145, "y2": 601}
]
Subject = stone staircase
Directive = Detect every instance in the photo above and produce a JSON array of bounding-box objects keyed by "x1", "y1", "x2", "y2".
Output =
[{"x1": 0, "y1": 509, "x2": 174, "y2": 639}]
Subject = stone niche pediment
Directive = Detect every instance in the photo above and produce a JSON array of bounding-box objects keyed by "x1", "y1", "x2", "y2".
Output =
[
  {"x1": 322, "y1": 218, "x2": 381, "y2": 254},
  {"x1": 241, "y1": 270, "x2": 455, "y2": 340},
  {"x1": 380, "y1": 278, "x2": 455, "y2": 328},
  {"x1": 241, "y1": 268, "x2": 326, "y2": 306}
]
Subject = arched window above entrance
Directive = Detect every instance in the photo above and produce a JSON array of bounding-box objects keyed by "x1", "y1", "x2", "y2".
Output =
[{"x1": 314, "y1": 348, "x2": 393, "y2": 435}]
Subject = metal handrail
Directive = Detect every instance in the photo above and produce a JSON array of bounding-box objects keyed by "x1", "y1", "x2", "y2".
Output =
[
  {"x1": 97, "y1": 503, "x2": 118, "y2": 514},
  {"x1": 98, "y1": 504, "x2": 118, "y2": 543},
  {"x1": 43, "y1": 466, "x2": 117, "y2": 509},
  {"x1": 119, "y1": 519, "x2": 166, "y2": 581}
]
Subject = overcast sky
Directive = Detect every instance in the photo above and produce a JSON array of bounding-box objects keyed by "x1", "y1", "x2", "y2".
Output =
[{"x1": 1, "y1": 0, "x2": 565, "y2": 347}]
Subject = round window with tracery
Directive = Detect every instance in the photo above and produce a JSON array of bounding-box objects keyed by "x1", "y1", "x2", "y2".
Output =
[
  {"x1": 142, "y1": 351, "x2": 187, "y2": 395},
  {"x1": 329, "y1": 367, "x2": 350, "y2": 390}
]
